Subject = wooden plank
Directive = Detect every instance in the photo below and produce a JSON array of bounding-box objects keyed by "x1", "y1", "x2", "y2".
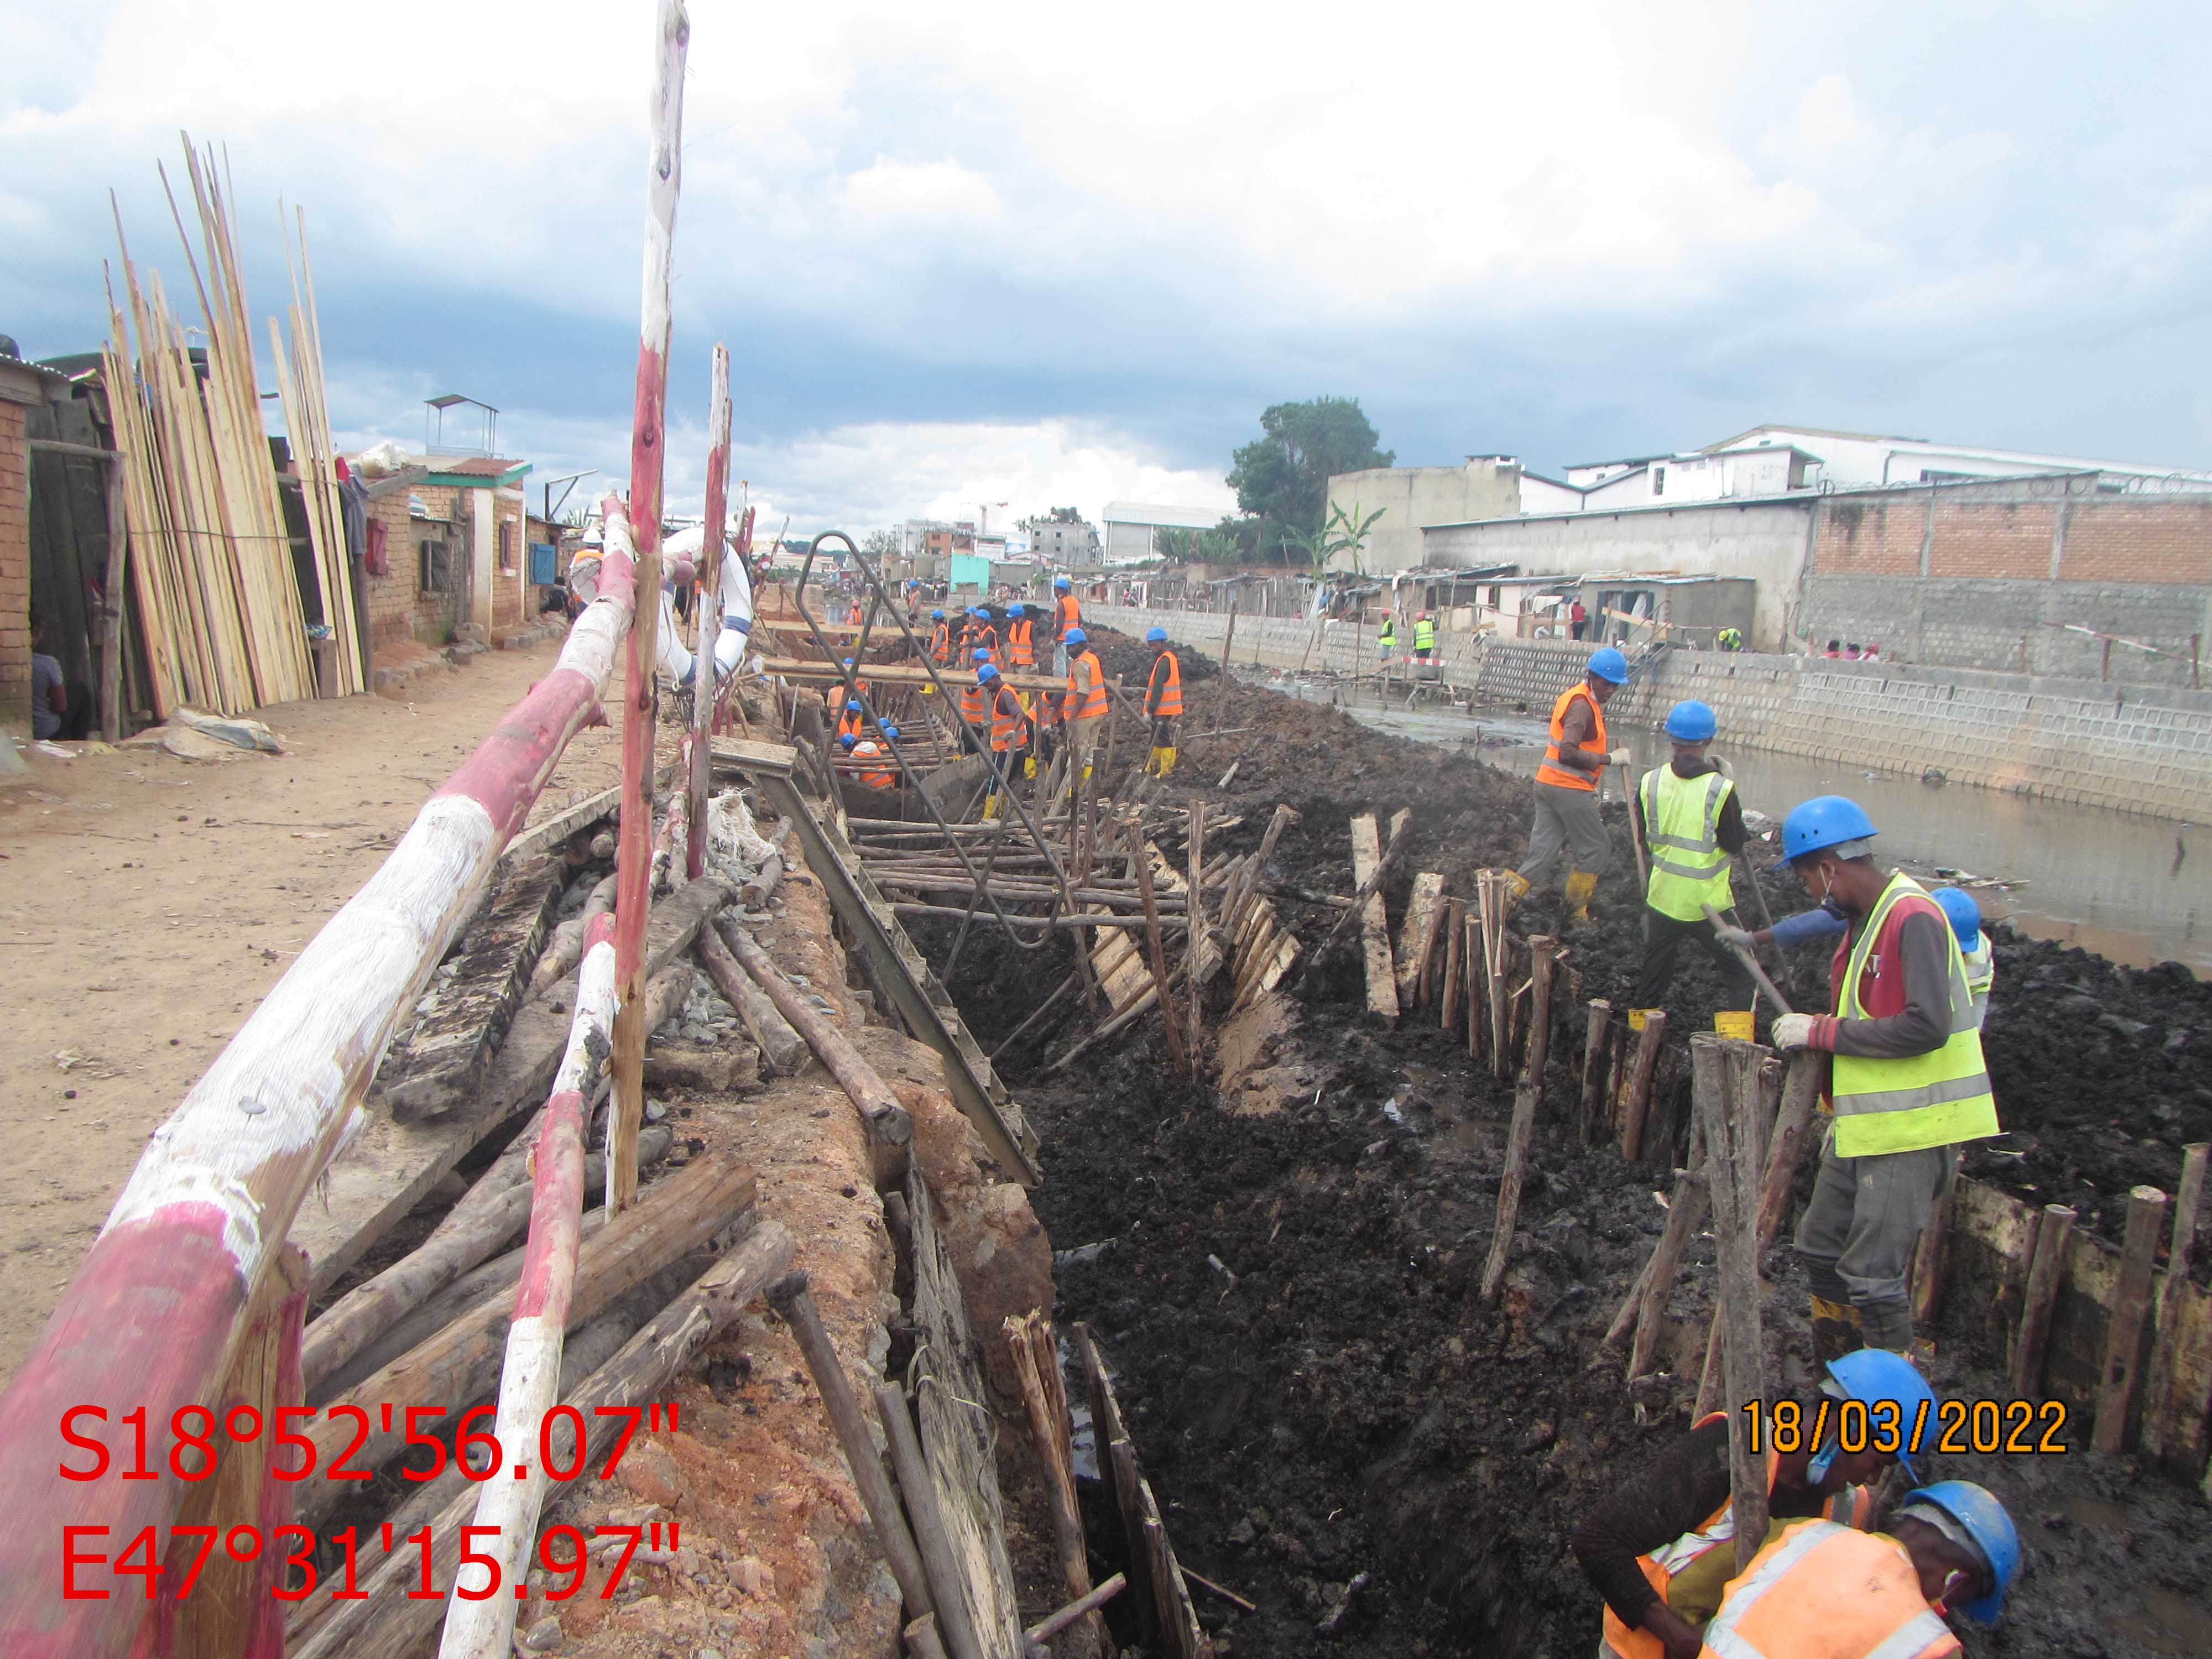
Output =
[
  {"x1": 2146, "y1": 1144, "x2": 2212, "y2": 1468},
  {"x1": 708, "y1": 734, "x2": 799, "y2": 779},
  {"x1": 1349, "y1": 813, "x2": 1399, "y2": 1025},
  {"x1": 288, "y1": 879, "x2": 730, "y2": 1294},
  {"x1": 499, "y1": 762, "x2": 672, "y2": 870},
  {"x1": 375, "y1": 859, "x2": 562, "y2": 1121},
  {"x1": 2094, "y1": 1185, "x2": 2169, "y2": 1452},
  {"x1": 761, "y1": 658, "x2": 1064, "y2": 695},
  {"x1": 1396, "y1": 872, "x2": 1444, "y2": 1006}
]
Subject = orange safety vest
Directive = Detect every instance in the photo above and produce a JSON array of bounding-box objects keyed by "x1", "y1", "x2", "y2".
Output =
[
  {"x1": 1536, "y1": 681, "x2": 1608, "y2": 792},
  {"x1": 1699, "y1": 1521, "x2": 1958, "y2": 1659},
  {"x1": 1055, "y1": 593, "x2": 1082, "y2": 639},
  {"x1": 1602, "y1": 1414, "x2": 1874, "y2": 1659},
  {"x1": 971, "y1": 623, "x2": 998, "y2": 664},
  {"x1": 1146, "y1": 651, "x2": 1183, "y2": 718},
  {"x1": 1006, "y1": 616, "x2": 1035, "y2": 667},
  {"x1": 989, "y1": 686, "x2": 1031, "y2": 753},
  {"x1": 930, "y1": 623, "x2": 951, "y2": 664},
  {"x1": 847, "y1": 602, "x2": 864, "y2": 626},
  {"x1": 854, "y1": 742, "x2": 895, "y2": 789},
  {"x1": 959, "y1": 680, "x2": 990, "y2": 728},
  {"x1": 835, "y1": 707, "x2": 867, "y2": 743},
  {"x1": 1064, "y1": 650, "x2": 1108, "y2": 722}
]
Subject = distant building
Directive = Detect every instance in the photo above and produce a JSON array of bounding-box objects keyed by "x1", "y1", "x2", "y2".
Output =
[
  {"x1": 1323, "y1": 458, "x2": 1521, "y2": 574},
  {"x1": 1022, "y1": 513, "x2": 1100, "y2": 567},
  {"x1": 1099, "y1": 502, "x2": 1213, "y2": 565}
]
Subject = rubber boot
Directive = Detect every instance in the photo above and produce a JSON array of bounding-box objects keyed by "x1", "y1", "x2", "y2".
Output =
[
  {"x1": 1024, "y1": 756, "x2": 1037, "y2": 780},
  {"x1": 1809, "y1": 1295, "x2": 1864, "y2": 1365},
  {"x1": 1503, "y1": 870, "x2": 1532, "y2": 910},
  {"x1": 1159, "y1": 745, "x2": 1177, "y2": 777},
  {"x1": 1564, "y1": 869, "x2": 1599, "y2": 925},
  {"x1": 1144, "y1": 745, "x2": 1164, "y2": 776},
  {"x1": 1082, "y1": 761, "x2": 1094, "y2": 784},
  {"x1": 982, "y1": 791, "x2": 1000, "y2": 821}
]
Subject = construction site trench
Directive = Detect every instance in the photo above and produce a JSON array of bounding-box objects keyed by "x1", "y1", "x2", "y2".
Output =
[{"x1": 928, "y1": 627, "x2": 2212, "y2": 1659}]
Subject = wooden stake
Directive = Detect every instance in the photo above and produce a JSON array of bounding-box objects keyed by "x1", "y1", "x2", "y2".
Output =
[
  {"x1": 1350, "y1": 811, "x2": 1401, "y2": 1025},
  {"x1": 1909, "y1": 1154, "x2": 1961, "y2": 1326},
  {"x1": 688, "y1": 343, "x2": 732, "y2": 881},
  {"x1": 875, "y1": 1384, "x2": 989, "y2": 1659},
  {"x1": 1579, "y1": 1000, "x2": 1613, "y2": 1146},
  {"x1": 1464, "y1": 909, "x2": 1482, "y2": 1061},
  {"x1": 1695, "y1": 1052, "x2": 1792, "y2": 1417},
  {"x1": 1005, "y1": 1315, "x2": 1103, "y2": 1659},
  {"x1": 609, "y1": 0, "x2": 690, "y2": 1212},
  {"x1": 1481, "y1": 871, "x2": 1510, "y2": 1075},
  {"x1": 2010, "y1": 1204, "x2": 2075, "y2": 1396},
  {"x1": 1618, "y1": 1010, "x2": 1668, "y2": 1161},
  {"x1": 2143, "y1": 1143, "x2": 2209, "y2": 1463},
  {"x1": 1627, "y1": 1145, "x2": 1709, "y2": 1382},
  {"x1": 1692, "y1": 1036, "x2": 1767, "y2": 1572},
  {"x1": 1439, "y1": 898, "x2": 1465, "y2": 1037},
  {"x1": 1411, "y1": 875, "x2": 1451, "y2": 1006},
  {"x1": 1217, "y1": 603, "x2": 1238, "y2": 729},
  {"x1": 97, "y1": 455, "x2": 129, "y2": 740},
  {"x1": 717, "y1": 920, "x2": 913, "y2": 1148},
  {"x1": 1131, "y1": 820, "x2": 1190, "y2": 1074},
  {"x1": 2093, "y1": 1185, "x2": 2170, "y2": 1454},
  {"x1": 1481, "y1": 936, "x2": 1556, "y2": 1303}
]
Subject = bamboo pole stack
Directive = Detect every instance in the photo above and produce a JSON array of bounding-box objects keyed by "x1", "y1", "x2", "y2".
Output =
[{"x1": 102, "y1": 136, "x2": 358, "y2": 719}]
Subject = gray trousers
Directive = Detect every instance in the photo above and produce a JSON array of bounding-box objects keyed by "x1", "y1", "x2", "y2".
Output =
[
  {"x1": 1794, "y1": 1124, "x2": 1954, "y2": 1349},
  {"x1": 1517, "y1": 782, "x2": 1611, "y2": 882}
]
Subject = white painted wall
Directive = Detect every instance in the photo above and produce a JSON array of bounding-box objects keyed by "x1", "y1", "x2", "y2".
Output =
[
  {"x1": 1517, "y1": 472, "x2": 1587, "y2": 514},
  {"x1": 471, "y1": 488, "x2": 497, "y2": 632},
  {"x1": 1324, "y1": 459, "x2": 1520, "y2": 573}
]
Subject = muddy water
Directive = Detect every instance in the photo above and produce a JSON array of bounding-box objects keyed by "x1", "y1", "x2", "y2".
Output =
[{"x1": 1280, "y1": 679, "x2": 2211, "y2": 974}]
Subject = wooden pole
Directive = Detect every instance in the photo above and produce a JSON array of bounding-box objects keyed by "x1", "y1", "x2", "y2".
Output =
[
  {"x1": 688, "y1": 343, "x2": 732, "y2": 881},
  {"x1": 1186, "y1": 805, "x2": 1207, "y2": 1058},
  {"x1": 2093, "y1": 1185, "x2": 2171, "y2": 1453},
  {"x1": 609, "y1": 0, "x2": 690, "y2": 1214},
  {"x1": 695, "y1": 922, "x2": 807, "y2": 1073},
  {"x1": 1350, "y1": 811, "x2": 1401, "y2": 1025},
  {"x1": 2142, "y1": 1143, "x2": 2209, "y2": 1462},
  {"x1": 1131, "y1": 821, "x2": 1190, "y2": 1074},
  {"x1": 1618, "y1": 1009, "x2": 1668, "y2": 1161},
  {"x1": 874, "y1": 1384, "x2": 989, "y2": 1659},
  {"x1": 1480, "y1": 936, "x2": 1556, "y2": 1303},
  {"x1": 1026, "y1": 1575, "x2": 1127, "y2": 1646},
  {"x1": 1481, "y1": 870, "x2": 1509, "y2": 1076},
  {"x1": 436, "y1": 915, "x2": 615, "y2": 1658},
  {"x1": 1410, "y1": 875, "x2": 1450, "y2": 1008},
  {"x1": 1627, "y1": 1147, "x2": 1709, "y2": 1381},
  {"x1": 2010, "y1": 1204, "x2": 2075, "y2": 1395},
  {"x1": 1005, "y1": 1315, "x2": 1103, "y2": 1659},
  {"x1": 1217, "y1": 603, "x2": 1238, "y2": 731},
  {"x1": 1439, "y1": 898, "x2": 1465, "y2": 1038},
  {"x1": 717, "y1": 919, "x2": 914, "y2": 1148},
  {"x1": 1693, "y1": 1036, "x2": 1768, "y2": 1572},
  {"x1": 98, "y1": 455, "x2": 129, "y2": 741},
  {"x1": 1701, "y1": 902, "x2": 1793, "y2": 1016},
  {"x1": 767, "y1": 1276, "x2": 934, "y2": 1620},
  {"x1": 1908, "y1": 1154, "x2": 1961, "y2": 1326},
  {"x1": 1695, "y1": 1052, "x2": 1791, "y2": 1416},
  {"x1": 1579, "y1": 1000, "x2": 1614, "y2": 1146},
  {"x1": 1464, "y1": 908, "x2": 1483, "y2": 1061}
]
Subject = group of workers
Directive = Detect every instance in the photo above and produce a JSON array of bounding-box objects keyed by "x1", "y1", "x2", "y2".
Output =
[
  {"x1": 1503, "y1": 650, "x2": 2022, "y2": 1655},
  {"x1": 1376, "y1": 609, "x2": 1439, "y2": 665}
]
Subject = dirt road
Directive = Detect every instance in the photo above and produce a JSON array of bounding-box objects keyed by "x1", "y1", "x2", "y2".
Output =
[{"x1": 0, "y1": 641, "x2": 623, "y2": 1379}]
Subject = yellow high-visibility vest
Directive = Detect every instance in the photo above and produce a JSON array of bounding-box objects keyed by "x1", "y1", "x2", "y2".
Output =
[{"x1": 1640, "y1": 766, "x2": 1735, "y2": 922}]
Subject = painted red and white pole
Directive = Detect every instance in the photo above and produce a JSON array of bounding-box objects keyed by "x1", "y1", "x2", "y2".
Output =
[
  {"x1": 688, "y1": 342, "x2": 732, "y2": 881},
  {"x1": 608, "y1": 0, "x2": 691, "y2": 1218},
  {"x1": 436, "y1": 913, "x2": 615, "y2": 1658},
  {"x1": 0, "y1": 504, "x2": 639, "y2": 1653}
]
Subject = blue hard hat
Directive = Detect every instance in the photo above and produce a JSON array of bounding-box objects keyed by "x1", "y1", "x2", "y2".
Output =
[
  {"x1": 974, "y1": 646, "x2": 993, "y2": 660},
  {"x1": 970, "y1": 606, "x2": 985, "y2": 618},
  {"x1": 1896, "y1": 1480, "x2": 2019, "y2": 1624},
  {"x1": 1930, "y1": 886, "x2": 1983, "y2": 950},
  {"x1": 1824, "y1": 1348, "x2": 1938, "y2": 1485},
  {"x1": 931, "y1": 608, "x2": 944, "y2": 620},
  {"x1": 1663, "y1": 699, "x2": 1717, "y2": 742},
  {"x1": 1054, "y1": 575, "x2": 1071, "y2": 590},
  {"x1": 882, "y1": 725, "x2": 899, "y2": 741},
  {"x1": 1008, "y1": 602, "x2": 1025, "y2": 617},
  {"x1": 838, "y1": 733, "x2": 857, "y2": 748},
  {"x1": 1065, "y1": 627, "x2": 1087, "y2": 646},
  {"x1": 1146, "y1": 626, "x2": 1167, "y2": 643},
  {"x1": 844, "y1": 699, "x2": 860, "y2": 712},
  {"x1": 978, "y1": 663, "x2": 999, "y2": 682},
  {"x1": 1783, "y1": 795, "x2": 1880, "y2": 862},
  {"x1": 1586, "y1": 646, "x2": 1630, "y2": 684}
]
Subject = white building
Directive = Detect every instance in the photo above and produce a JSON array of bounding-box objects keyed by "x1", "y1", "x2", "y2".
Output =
[{"x1": 1099, "y1": 501, "x2": 1218, "y2": 565}]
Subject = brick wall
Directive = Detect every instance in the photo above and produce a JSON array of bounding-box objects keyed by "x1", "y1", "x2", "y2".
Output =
[
  {"x1": 1802, "y1": 485, "x2": 2212, "y2": 685},
  {"x1": 362, "y1": 483, "x2": 465, "y2": 647},
  {"x1": 1090, "y1": 604, "x2": 2212, "y2": 823},
  {"x1": 0, "y1": 401, "x2": 29, "y2": 735}
]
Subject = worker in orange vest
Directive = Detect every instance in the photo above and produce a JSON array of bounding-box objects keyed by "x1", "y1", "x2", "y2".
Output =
[
  {"x1": 925, "y1": 608, "x2": 951, "y2": 696},
  {"x1": 1004, "y1": 602, "x2": 1036, "y2": 669},
  {"x1": 1692, "y1": 1481, "x2": 2017, "y2": 1659},
  {"x1": 1507, "y1": 646, "x2": 1632, "y2": 924},
  {"x1": 1141, "y1": 625, "x2": 1183, "y2": 776},
  {"x1": 854, "y1": 729, "x2": 899, "y2": 790},
  {"x1": 845, "y1": 596, "x2": 864, "y2": 627},
  {"x1": 1061, "y1": 627, "x2": 1108, "y2": 792},
  {"x1": 965, "y1": 606, "x2": 999, "y2": 667},
  {"x1": 958, "y1": 648, "x2": 994, "y2": 753},
  {"x1": 1050, "y1": 576, "x2": 1082, "y2": 679},
  {"x1": 979, "y1": 664, "x2": 1031, "y2": 819},
  {"x1": 834, "y1": 696, "x2": 868, "y2": 745}
]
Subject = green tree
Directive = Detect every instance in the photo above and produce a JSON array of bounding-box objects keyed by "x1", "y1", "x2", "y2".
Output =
[
  {"x1": 1225, "y1": 397, "x2": 1392, "y2": 545},
  {"x1": 860, "y1": 528, "x2": 899, "y2": 562},
  {"x1": 1284, "y1": 501, "x2": 1387, "y2": 575}
]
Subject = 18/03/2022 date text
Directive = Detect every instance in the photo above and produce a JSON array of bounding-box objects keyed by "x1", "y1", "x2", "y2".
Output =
[
  {"x1": 58, "y1": 1400, "x2": 681, "y2": 1484},
  {"x1": 62, "y1": 1519, "x2": 684, "y2": 1602}
]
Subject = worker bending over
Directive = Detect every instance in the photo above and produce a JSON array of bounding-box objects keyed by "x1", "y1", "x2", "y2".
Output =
[
  {"x1": 1931, "y1": 887, "x2": 1994, "y2": 1026},
  {"x1": 1062, "y1": 627, "x2": 1108, "y2": 793},
  {"x1": 1574, "y1": 1349, "x2": 1936, "y2": 1659},
  {"x1": 1051, "y1": 575, "x2": 1082, "y2": 677},
  {"x1": 957, "y1": 649, "x2": 993, "y2": 754},
  {"x1": 1699, "y1": 1480, "x2": 2018, "y2": 1659},
  {"x1": 979, "y1": 664, "x2": 1031, "y2": 820},
  {"x1": 1143, "y1": 625, "x2": 1183, "y2": 776},
  {"x1": 854, "y1": 727, "x2": 899, "y2": 790},
  {"x1": 1768, "y1": 797, "x2": 2000, "y2": 1360},
  {"x1": 1629, "y1": 700, "x2": 1754, "y2": 1016},
  {"x1": 1508, "y1": 646, "x2": 1632, "y2": 925}
]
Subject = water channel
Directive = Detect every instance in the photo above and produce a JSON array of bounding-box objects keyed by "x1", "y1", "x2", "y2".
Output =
[{"x1": 1280, "y1": 677, "x2": 2211, "y2": 975}]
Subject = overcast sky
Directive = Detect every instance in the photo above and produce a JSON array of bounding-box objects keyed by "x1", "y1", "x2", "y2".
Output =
[{"x1": 6, "y1": 0, "x2": 2208, "y2": 537}]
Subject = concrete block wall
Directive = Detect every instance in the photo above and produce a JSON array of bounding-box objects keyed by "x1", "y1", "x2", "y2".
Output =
[
  {"x1": 0, "y1": 400, "x2": 28, "y2": 735},
  {"x1": 1090, "y1": 606, "x2": 2212, "y2": 822}
]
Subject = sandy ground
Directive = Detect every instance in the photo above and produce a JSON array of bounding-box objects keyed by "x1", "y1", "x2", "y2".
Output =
[{"x1": 0, "y1": 640, "x2": 621, "y2": 1381}]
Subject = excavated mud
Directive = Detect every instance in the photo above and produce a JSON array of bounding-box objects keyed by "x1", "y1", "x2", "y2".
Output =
[{"x1": 967, "y1": 632, "x2": 2212, "y2": 1657}]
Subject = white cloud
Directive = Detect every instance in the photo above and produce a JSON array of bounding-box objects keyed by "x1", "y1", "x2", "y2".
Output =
[{"x1": 841, "y1": 159, "x2": 1001, "y2": 224}]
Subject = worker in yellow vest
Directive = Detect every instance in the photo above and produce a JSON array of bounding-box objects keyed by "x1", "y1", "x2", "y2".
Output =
[
  {"x1": 1412, "y1": 611, "x2": 1437, "y2": 662},
  {"x1": 1141, "y1": 625, "x2": 1183, "y2": 776},
  {"x1": 1696, "y1": 1481, "x2": 2018, "y2": 1659},
  {"x1": 1575, "y1": 1349, "x2": 1936, "y2": 1659},
  {"x1": 1767, "y1": 796, "x2": 2002, "y2": 1359},
  {"x1": 1507, "y1": 647, "x2": 1632, "y2": 924},
  {"x1": 1376, "y1": 612, "x2": 1397, "y2": 664},
  {"x1": 1630, "y1": 700, "x2": 1754, "y2": 1016},
  {"x1": 1061, "y1": 627, "x2": 1108, "y2": 792}
]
